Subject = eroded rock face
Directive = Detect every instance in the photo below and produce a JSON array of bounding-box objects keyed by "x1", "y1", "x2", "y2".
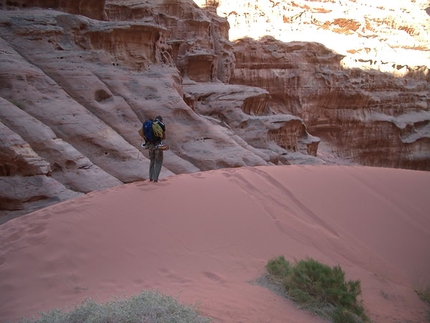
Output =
[
  {"x1": 184, "y1": 82, "x2": 320, "y2": 164},
  {"x1": 2, "y1": 0, "x2": 107, "y2": 20},
  {"x1": 0, "y1": 0, "x2": 429, "y2": 220},
  {"x1": 200, "y1": 0, "x2": 430, "y2": 169},
  {"x1": 208, "y1": 0, "x2": 430, "y2": 72},
  {"x1": 230, "y1": 36, "x2": 430, "y2": 169}
]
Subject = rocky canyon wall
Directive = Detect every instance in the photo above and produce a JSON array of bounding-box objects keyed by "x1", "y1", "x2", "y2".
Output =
[
  {"x1": 0, "y1": 0, "x2": 429, "y2": 220},
  {"x1": 199, "y1": 0, "x2": 430, "y2": 169},
  {"x1": 230, "y1": 36, "x2": 430, "y2": 169}
]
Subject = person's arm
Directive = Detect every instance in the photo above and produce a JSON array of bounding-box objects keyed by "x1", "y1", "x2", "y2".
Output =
[{"x1": 162, "y1": 130, "x2": 166, "y2": 140}]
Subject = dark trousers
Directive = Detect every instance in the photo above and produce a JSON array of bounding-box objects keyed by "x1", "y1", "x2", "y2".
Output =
[{"x1": 148, "y1": 143, "x2": 163, "y2": 181}]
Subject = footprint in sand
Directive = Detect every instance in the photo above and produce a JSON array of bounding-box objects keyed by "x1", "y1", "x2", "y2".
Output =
[
  {"x1": 4, "y1": 231, "x2": 21, "y2": 244},
  {"x1": 190, "y1": 174, "x2": 204, "y2": 180},
  {"x1": 202, "y1": 271, "x2": 226, "y2": 284},
  {"x1": 158, "y1": 268, "x2": 194, "y2": 284},
  {"x1": 27, "y1": 223, "x2": 46, "y2": 234}
]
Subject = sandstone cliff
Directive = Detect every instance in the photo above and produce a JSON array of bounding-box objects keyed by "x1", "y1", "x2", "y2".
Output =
[
  {"x1": 208, "y1": 0, "x2": 430, "y2": 169},
  {"x1": 0, "y1": 0, "x2": 429, "y2": 220}
]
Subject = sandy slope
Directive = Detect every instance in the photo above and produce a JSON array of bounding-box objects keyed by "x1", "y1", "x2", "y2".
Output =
[{"x1": 0, "y1": 165, "x2": 429, "y2": 323}]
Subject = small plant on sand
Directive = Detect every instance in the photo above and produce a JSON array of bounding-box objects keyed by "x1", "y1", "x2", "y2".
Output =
[
  {"x1": 417, "y1": 287, "x2": 430, "y2": 304},
  {"x1": 17, "y1": 290, "x2": 211, "y2": 323},
  {"x1": 416, "y1": 287, "x2": 430, "y2": 322},
  {"x1": 265, "y1": 256, "x2": 369, "y2": 323}
]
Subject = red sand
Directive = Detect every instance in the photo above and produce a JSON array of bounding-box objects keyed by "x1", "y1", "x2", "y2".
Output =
[{"x1": 1, "y1": 165, "x2": 429, "y2": 323}]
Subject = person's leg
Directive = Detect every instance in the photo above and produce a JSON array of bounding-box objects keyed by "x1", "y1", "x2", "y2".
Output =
[
  {"x1": 153, "y1": 150, "x2": 164, "y2": 182},
  {"x1": 149, "y1": 148, "x2": 156, "y2": 181}
]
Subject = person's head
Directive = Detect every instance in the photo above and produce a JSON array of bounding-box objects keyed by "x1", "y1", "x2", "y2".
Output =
[{"x1": 155, "y1": 115, "x2": 163, "y2": 122}]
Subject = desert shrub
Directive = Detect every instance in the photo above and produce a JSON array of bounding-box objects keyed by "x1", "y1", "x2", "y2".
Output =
[
  {"x1": 416, "y1": 287, "x2": 430, "y2": 322},
  {"x1": 265, "y1": 256, "x2": 369, "y2": 323},
  {"x1": 266, "y1": 255, "x2": 292, "y2": 278},
  {"x1": 417, "y1": 287, "x2": 430, "y2": 304},
  {"x1": 17, "y1": 290, "x2": 211, "y2": 323}
]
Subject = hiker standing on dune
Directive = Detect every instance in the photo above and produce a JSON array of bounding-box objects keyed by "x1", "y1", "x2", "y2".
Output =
[{"x1": 147, "y1": 115, "x2": 166, "y2": 182}]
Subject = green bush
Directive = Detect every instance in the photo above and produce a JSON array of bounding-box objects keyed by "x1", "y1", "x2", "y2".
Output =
[
  {"x1": 265, "y1": 256, "x2": 369, "y2": 323},
  {"x1": 266, "y1": 255, "x2": 292, "y2": 278},
  {"x1": 17, "y1": 290, "x2": 211, "y2": 323},
  {"x1": 417, "y1": 287, "x2": 430, "y2": 304},
  {"x1": 416, "y1": 287, "x2": 430, "y2": 322}
]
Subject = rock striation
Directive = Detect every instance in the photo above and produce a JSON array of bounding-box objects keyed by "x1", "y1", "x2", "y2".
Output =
[{"x1": 0, "y1": 0, "x2": 429, "y2": 220}]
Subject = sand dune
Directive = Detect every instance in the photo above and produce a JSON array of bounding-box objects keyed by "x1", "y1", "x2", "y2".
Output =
[{"x1": 0, "y1": 165, "x2": 429, "y2": 323}]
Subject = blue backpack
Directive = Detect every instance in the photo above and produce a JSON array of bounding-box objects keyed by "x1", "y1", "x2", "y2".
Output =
[{"x1": 142, "y1": 119, "x2": 156, "y2": 143}]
